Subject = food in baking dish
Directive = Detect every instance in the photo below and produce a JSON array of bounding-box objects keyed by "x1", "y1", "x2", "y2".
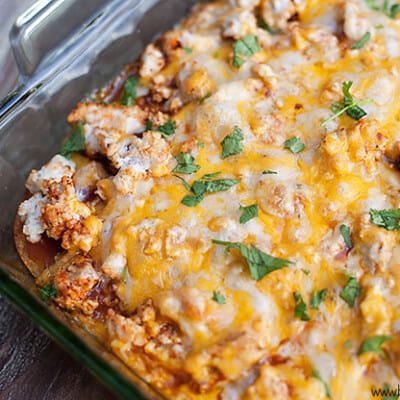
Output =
[{"x1": 15, "y1": 0, "x2": 400, "y2": 398}]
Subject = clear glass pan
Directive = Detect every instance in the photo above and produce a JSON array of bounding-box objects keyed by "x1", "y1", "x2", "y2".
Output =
[{"x1": 0, "y1": 0, "x2": 204, "y2": 398}]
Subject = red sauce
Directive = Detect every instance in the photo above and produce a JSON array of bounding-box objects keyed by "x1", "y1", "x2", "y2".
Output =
[{"x1": 25, "y1": 235, "x2": 62, "y2": 269}]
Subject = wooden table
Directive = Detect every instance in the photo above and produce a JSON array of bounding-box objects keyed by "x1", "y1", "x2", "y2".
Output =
[{"x1": 0, "y1": 2, "x2": 115, "y2": 399}]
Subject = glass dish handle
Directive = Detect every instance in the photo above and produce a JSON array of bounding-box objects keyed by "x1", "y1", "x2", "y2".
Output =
[{"x1": 10, "y1": 0, "x2": 109, "y2": 80}]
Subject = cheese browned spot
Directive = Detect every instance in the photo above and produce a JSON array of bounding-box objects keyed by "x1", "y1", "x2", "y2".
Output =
[{"x1": 15, "y1": 0, "x2": 400, "y2": 398}]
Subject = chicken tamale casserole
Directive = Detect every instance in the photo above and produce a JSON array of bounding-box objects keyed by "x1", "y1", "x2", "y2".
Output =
[{"x1": 15, "y1": 0, "x2": 400, "y2": 398}]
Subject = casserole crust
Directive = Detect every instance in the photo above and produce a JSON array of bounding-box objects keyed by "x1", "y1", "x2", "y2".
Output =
[{"x1": 15, "y1": 0, "x2": 400, "y2": 398}]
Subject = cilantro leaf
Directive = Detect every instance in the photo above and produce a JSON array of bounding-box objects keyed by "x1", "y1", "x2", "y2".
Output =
[
  {"x1": 293, "y1": 292, "x2": 310, "y2": 321},
  {"x1": 173, "y1": 153, "x2": 201, "y2": 174},
  {"x1": 212, "y1": 239, "x2": 293, "y2": 280},
  {"x1": 232, "y1": 35, "x2": 260, "y2": 68},
  {"x1": 173, "y1": 174, "x2": 192, "y2": 191},
  {"x1": 340, "y1": 274, "x2": 360, "y2": 308},
  {"x1": 339, "y1": 224, "x2": 353, "y2": 249},
  {"x1": 389, "y1": 4, "x2": 400, "y2": 18},
  {"x1": 184, "y1": 47, "x2": 193, "y2": 54},
  {"x1": 158, "y1": 120, "x2": 176, "y2": 138},
  {"x1": 312, "y1": 369, "x2": 331, "y2": 398},
  {"x1": 321, "y1": 81, "x2": 373, "y2": 127},
  {"x1": 239, "y1": 204, "x2": 259, "y2": 224},
  {"x1": 39, "y1": 284, "x2": 57, "y2": 303},
  {"x1": 262, "y1": 170, "x2": 278, "y2": 174},
  {"x1": 120, "y1": 76, "x2": 139, "y2": 106},
  {"x1": 122, "y1": 265, "x2": 128, "y2": 284},
  {"x1": 145, "y1": 120, "x2": 153, "y2": 132},
  {"x1": 358, "y1": 335, "x2": 392, "y2": 359},
  {"x1": 198, "y1": 93, "x2": 212, "y2": 104},
  {"x1": 212, "y1": 290, "x2": 226, "y2": 304},
  {"x1": 370, "y1": 208, "x2": 400, "y2": 230},
  {"x1": 301, "y1": 268, "x2": 311, "y2": 275},
  {"x1": 351, "y1": 31, "x2": 371, "y2": 49},
  {"x1": 178, "y1": 175, "x2": 239, "y2": 207},
  {"x1": 366, "y1": 0, "x2": 400, "y2": 18},
  {"x1": 59, "y1": 121, "x2": 86, "y2": 159},
  {"x1": 201, "y1": 171, "x2": 221, "y2": 180},
  {"x1": 310, "y1": 289, "x2": 328, "y2": 310},
  {"x1": 197, "y1": 141, "x2": 205, "y2": 148},
  {"x1": 258, "y1": 17, "x2": 281, "y2": 34},
  {"x1": 365, "y1": 0, "x2": 380, "y2": 10},
  {"x1": 284, "y1": 137, "x2": 305, "y2": 153},
  {"x1": 221, "y1": 126, "x2": 244, "y2": 159}
]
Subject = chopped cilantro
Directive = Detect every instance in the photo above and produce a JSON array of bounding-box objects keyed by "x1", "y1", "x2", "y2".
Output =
[
  {"x1": 173, "y1": 153, "x2": 201, "y2": 174},
  {"x1": 232, "y1": 34, "x2": 260, "y2": 68},
  {"x1": 184, "y1": 47, "x2": 193, "y2": 54},
  {"x1": 59, "y1": 121, "x2": 86, "y2": 159},
  {"x1": 366, "y1": 0, "x2": 400, "y2": 18},
  {"x1": 351, "y1": 31, "x2": 371, "y2": 49},
  {"x1": 301, "y1": 268, "x2": 311, "y2": 275},
  {"x1": 321, "y1": 81, "x2": 373, "y2": 127},
  {"x1": 284, "y1": 137, "x2": 305, "y2": 153},
  {"x1": 212, "y1": 239, "x2": 293, "y2": 281},
  {"x1": 370, "y1": 208, "x2": 400, "y2": 230},
  {"x1": 310, "y1": 289, "x2": 328, "y2": 310},
  {"x1": 198, "y1": 93, "x2": 212, "y2": 104},
  {"x1": 158, "y1": 120, "x2": 176, "y2": 138},
  {"x1": 339, "y1": 224, "x2": 353, "y2": 249},
  {"x1": 145, "y1": 120, "x2": 153, "y2": 132},
  {"x1": 312, "y1": 369, "x2": 331, "y2": 398},
  {"x1": 221, "y1": 126, "x2": 244, "y2": 159},
  {"x1": 212, "y1": 290, "x2": 226, "y2": 304},
  {"x1": 358, "y1": 335, "x2": 392, "y2": 359},
  {"x1": 173, "y1": 174, "x2": 192, "y2": 191},
  {"x1": 39, "y1": 284, "x2": 57, "y2": 303},
  {"x1": 197, "y1": 141, "x2": 205, "y2": 148},
  {"x1": 239, "y1": 204, "x2": 259, "y2": 224},
  {"x1": 340, "y1": 273, "x2": 360, "y2": 308},
  {"x1": 258, "y1": 17, "x2": 282, "y2": 34},
  {"x1": 177, "y1": 175, "x2": 239, "y2": 207},
  {"x1": 262, "y1": 170, "x2": 278, "y2": 175},
  {"x1": 201, "y1": 171, "x2": 221, "y2": 180},
  {"x1": 120, "y1": 76, "x2": 139, "y2": 106},
  {"x1": 122, "y1": 265, "x2": 128, "y2": 284},
  {"x1": 293, "y1": 292, "x2": 310, "y2": 321}
]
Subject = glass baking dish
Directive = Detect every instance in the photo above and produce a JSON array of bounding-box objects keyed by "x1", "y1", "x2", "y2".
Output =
[{"x1": 0, "y1": 0, "x2": 206, "y2": 398}]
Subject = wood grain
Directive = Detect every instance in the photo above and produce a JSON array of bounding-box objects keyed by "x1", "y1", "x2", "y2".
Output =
[{"x1": 0, "y1": 2, "x2": 116, "y2": 399}]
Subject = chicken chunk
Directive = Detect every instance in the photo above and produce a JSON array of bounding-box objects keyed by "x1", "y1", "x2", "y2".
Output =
[
  {"x1": 342, "y1": 0, "x2": 371, "y2": 41},
  {"x1": 139, "y1": 44, "x2": 165, "y2": 78},
  {"x1": 53, "y1": 256, "x2": 100, "y2": 315}
]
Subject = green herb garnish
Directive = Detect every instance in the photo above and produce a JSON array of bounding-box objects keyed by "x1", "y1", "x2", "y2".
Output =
[
  {"x1": 120, "y1": 76, "x2": 139, "y2": 106},
  {"x1": 366, "y1": 0, "x2": 400, "y2": 18},
  {"x1": 321, "y1": 81, "x2": 373, "y2": 127},
  {"x1": 339, "y1": 224, "x2": 353, "y2": 249},
  {"x1": 301, "y1": 268, "x2": 311, "y2": 275},
  {"x1": 212, "y1": 239, "x2": 293, "y2": 280},
  {"x1": 173, "y1": 153, "x2": 201, "y2": 174},
  {"x1": 262, "y1": 170, "x2": 278, "y2": 175},
  {"x1": 212, "y1": 290, "x2": 226, "y2": 304},
  {"x1": 122, "y1": 265, "x2": 128, "y2": 284},
  {"x1": 370, "y1": 208, "x2": 400, "y2": 230},
  {"x1": 312, "y1": 369, "x2": 331, "y2": 398},
  {"x1": 239, "y1": 204, "x2": 259, "y2": 224},
  {"x1": 340, "y1": 273, "x2": 360, "y2": 308},
  {"x1": 184, "y1": 47, "x2": 193, "y2": 54},
  {"x1": 197, "y1": 141, "x2": 205, "y2": 148},
  {"x1": 351, "y1": 31, "x2": 371, "y2": 49},
  {"x1": 198, "y1": 93, "x2": 212, "y2": 104},
  {"x1": 39, "y1": 284, "x2": 57, "y2": 303},
  {"x1": 60, "y1": 121, "x2": 86, "y2": 159},
  {"x1": 145, "y1": 120, "x2": 153, "y2": 131},
  {"x1": 293, "y1": 292, "x2": 310, "y2": 321},
  {"x1": 310, "y1": 289, "x2": 328, "y2": 310},
  {"x1": 178, "y1": 175, "x2": 239, "y2": 207},
  {"x1": 258, "y1": 17, "x2": 282, "y2": 34},
  {"x1": 221, "y1": 126, "x2": 244, "y2": 159},
  {"x1": 232, "y1": 35, "x2": 260, "y2": 68},
  {"x1": 284, "y1": 137, "x2": 305, "y2": 153},
  {"x1": 358, "y1": 335, "x2": 392, "y2": 359},
  {"x1": 158, "y1": 120, "x2": 176, "y2": 138}
]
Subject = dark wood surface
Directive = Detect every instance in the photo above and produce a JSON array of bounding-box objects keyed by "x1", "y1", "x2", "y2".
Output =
[{"x1": 0, "y1": 2, "x2": 116, "y2": 399}]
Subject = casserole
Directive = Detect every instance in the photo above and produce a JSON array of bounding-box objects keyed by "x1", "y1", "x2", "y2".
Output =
[{"x1": 4, "y1": 0, "x2": 400, "y2": 399}]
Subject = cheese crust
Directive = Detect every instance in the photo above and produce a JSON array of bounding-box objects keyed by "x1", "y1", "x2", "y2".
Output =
[{"x1": 15, "y1": 1, "x2": 400, "y2": 398}]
